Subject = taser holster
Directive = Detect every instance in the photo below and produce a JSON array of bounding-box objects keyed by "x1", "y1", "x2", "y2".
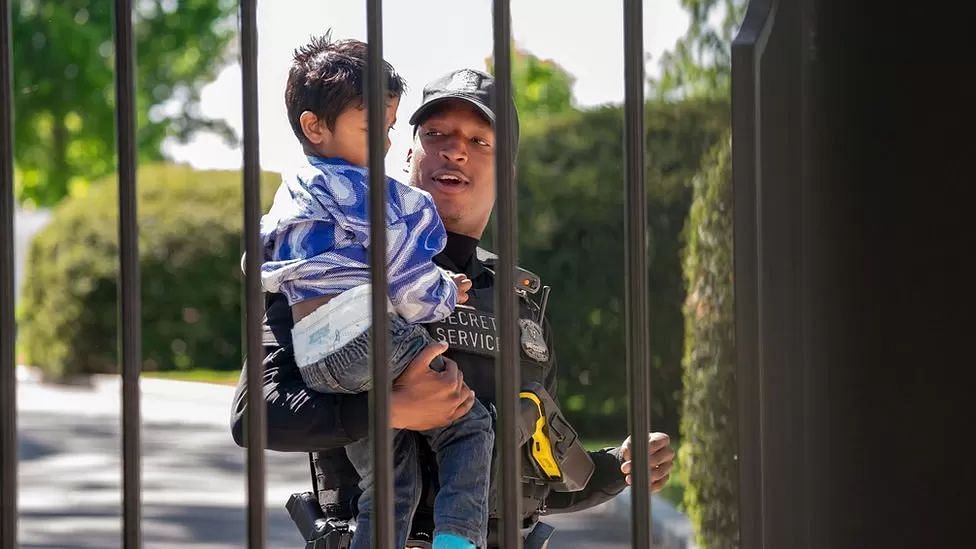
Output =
[{"x1": 518, "y1": 381, "x2": 595, "y2": 493}]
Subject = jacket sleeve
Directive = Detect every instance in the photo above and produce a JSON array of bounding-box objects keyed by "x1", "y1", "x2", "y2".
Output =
[
  {"x1": 386, "y1": 186, "x2": 457, "y2": 324},
  {"x1": 538, "y1": 314, "x2": 629, "y2": 514},
  {"x1": 543, "y1": 446, "x2": 628, "y2": 514},
  {"x1": 229, "y1": 293, "x2": 370, "y2": 452},
  {"x1": 230, "y1": 348, "x2": 371, "y2": 452}
]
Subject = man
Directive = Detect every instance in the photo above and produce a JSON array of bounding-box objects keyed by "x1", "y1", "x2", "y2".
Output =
[{"x1": 231, "y1": 68, "x2": 674, "y2": 547}]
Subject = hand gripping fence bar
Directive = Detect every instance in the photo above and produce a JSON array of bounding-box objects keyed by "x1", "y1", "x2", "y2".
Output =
[
  {"x1": 113, "y1": 1, "x2": 144, "y2": 547},
  {"x1": 624, "y1": 0, "x2": 653, "y2": 546}
]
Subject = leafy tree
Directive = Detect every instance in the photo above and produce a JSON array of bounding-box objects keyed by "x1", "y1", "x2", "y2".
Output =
[
  {"x1": 655, "y1": 0, "x2": 748, "y2": 100},
  {"x1": 679, "y1": 135, "x2": 738, "y2": 547},
  {"x1": 11, "y1": 0, "x2": 236, "y2": 206},
  {"x1": 510, "y1": 47, "x2": 575, "y2": 117},
  {"x1": 486, "y1": 45, "x2": 577, "y2": 122}
]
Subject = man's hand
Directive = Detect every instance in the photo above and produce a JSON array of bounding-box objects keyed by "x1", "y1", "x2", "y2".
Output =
[
  {"x1": 619, "y1": 433, "x2": 675, "y2": 493},
  {"x1": 390, "y1": 341, "x2": 475, "y2": 430},
  {"x1": 452, "y1": 273, "x2": 472, "y2": 304}
]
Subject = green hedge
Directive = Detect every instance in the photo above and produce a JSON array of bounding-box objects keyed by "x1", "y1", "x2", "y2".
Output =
[
  {"x1": 19, "y1": 164, "x2": 279, "y2": 379},
  {"x1": 679, "y1": 134, "x2": 739, "y2": 547},
  {"x1": 512, "y1": 99, "x2": 729, "y2": 439}
]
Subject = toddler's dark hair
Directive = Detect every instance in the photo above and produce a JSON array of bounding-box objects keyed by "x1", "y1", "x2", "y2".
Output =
[{"x1": 285, "y1": 30, "x2": 406, "y2": 146}]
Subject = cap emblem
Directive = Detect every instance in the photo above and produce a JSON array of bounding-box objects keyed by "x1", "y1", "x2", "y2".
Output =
[{"x1": 447, "y1": 70, "x2": 481, "y2": 93}]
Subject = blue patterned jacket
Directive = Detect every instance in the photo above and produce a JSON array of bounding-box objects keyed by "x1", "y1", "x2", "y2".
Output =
[{"x1": 259, "y1": 156, "x2": 456, "y2": 324}]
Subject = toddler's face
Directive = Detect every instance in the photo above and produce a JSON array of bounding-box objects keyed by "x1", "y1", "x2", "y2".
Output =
[{"x1": 317, "y1": 96, "x2": 399, "y2": 167}]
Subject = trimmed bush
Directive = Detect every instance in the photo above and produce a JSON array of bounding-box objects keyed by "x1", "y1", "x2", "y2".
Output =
[
  {"x1": 19, "y1": 163, "x2": 279, "y2": 379},
  {"x1": 679, "y1": 134, "x2": 738, "y2": 547}
]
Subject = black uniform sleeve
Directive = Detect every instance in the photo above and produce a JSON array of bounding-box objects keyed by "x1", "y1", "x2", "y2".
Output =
[
  {"x1": 229, "y1": 293, "x2": 370, "y2": 452},
  {"x1": 537, "y1": 315, "x2": 629, "y2": 514},
  {"x1": 229, "y1": 346, "x2": 371, "y2": 451},
  {"x1": 543, "y1": 446, "x2": 628, "y2": 514}
]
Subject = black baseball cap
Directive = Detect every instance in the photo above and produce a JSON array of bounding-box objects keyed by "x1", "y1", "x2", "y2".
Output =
[{"x1": 409, "y1": 68, "x2": 519, "y2": 143}]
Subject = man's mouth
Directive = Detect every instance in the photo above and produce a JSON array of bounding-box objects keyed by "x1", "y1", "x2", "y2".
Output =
[{"x1": 429, "y1": 169, "x2": 470, "y2": 193}]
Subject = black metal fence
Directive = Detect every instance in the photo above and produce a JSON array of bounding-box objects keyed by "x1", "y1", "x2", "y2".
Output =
[
  {"x1": 1, "y1": 1, "x2": 16, "y2": 548},
  {"x1": 0, "y1": 1, "x2": 653, "y2": 547}
]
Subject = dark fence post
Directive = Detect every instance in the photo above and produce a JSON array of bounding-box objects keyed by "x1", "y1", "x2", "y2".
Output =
[
  {"x1": 239, "y1": 0, "x2": 266, "y2": 547},
  {"x1": 0, "y1": 0, "x2": 17, "y2": 546},
  {"x1": 492, "y1": 0, "x2": 521, "y2": 547},
  {"x1": 364, "y1": 0, "x2": 394, "y2": 547},
  {"x1": 623, "y1": 0, "x2": 652, "y2": 546},
  {"x1": 112, "y1": 1, "x2": 143, "y2": 547},
  {"x1": 731, "y1": 0, "x2": 976, "y2": 546},
  {"x1": 730, "y1": 1, "x2": 773, "y2": 546}
]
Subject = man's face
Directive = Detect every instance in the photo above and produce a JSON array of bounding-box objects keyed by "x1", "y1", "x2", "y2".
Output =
[{"x1": 407, "y1": 100, "x2": 496, "y2": 239}]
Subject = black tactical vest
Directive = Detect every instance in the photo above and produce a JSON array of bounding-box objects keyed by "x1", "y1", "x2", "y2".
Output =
[{"x1": 311, "y1": 248, "x2": 558, "y2": 535}]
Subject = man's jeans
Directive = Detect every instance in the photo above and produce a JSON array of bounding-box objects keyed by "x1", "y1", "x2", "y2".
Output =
[{"x1": 297, "y1": 304, "x2": 493, "y2": 549}]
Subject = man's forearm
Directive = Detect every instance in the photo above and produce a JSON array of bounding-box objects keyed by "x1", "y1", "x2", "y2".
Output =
[
  {"x1": 230, "y1": 359, "x2": 370, "y2": 452},
  {"x1": 265, "y1": 386, "x2": 369, "y2": 451},
  {"x1": 543, "y1": 447, "x2": 628, "y2": 514}
]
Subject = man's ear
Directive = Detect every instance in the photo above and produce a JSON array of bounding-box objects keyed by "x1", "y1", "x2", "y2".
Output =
[{"x1": 299, "y1": 111, "x2": 329, "y2": 146}]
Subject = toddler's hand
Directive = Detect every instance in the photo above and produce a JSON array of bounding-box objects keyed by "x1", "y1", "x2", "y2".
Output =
[{"x1": 452, "y1": 273, "x2": 472, "y2": 304}]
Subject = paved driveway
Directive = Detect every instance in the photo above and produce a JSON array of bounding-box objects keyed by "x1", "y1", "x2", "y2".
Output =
[{"x1": 15, "y1": 369, "x2": 690, "y2": 548}]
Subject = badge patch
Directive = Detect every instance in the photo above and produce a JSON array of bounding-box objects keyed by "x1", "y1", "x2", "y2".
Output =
[
  {"x1": 519, "y1": 318, "x2": 549, "y2": 362},
  {"x1": 426, "y1": 306, "x2": 499, "y2": 357}
]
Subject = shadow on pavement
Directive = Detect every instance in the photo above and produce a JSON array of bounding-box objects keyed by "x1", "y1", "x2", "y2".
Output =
[{"x1": 20, "y1": 504, "x2": 303, "y2": 549}]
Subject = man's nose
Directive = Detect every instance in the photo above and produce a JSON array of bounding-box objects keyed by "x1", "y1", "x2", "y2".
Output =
[{"x1": 439, "y1": 135, "x2": 468, "y2": 163}]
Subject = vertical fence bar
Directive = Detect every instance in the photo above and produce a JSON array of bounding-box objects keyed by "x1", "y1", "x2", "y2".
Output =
[
  {"x1": 365, "y1": 0, "x2": 393, "y2": 546},
  {"x1": 731, "y1": 2, "x2": 774, "y2": 545},
  {"x1": 112, "y1": 1, "x2": 143, "y2": 547},
  {"x1": 623, "y1": 0, "x2": 652, "y2": 546},
  {"x1": 239, "y1": 0, "x2": 266, "y2": 547},
  {"x1": 492, "y1": 0, "x2": 521, "y2": 547},
  {"x1": 0, "y1": 0, "x2": 17, "y2": 546}
]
